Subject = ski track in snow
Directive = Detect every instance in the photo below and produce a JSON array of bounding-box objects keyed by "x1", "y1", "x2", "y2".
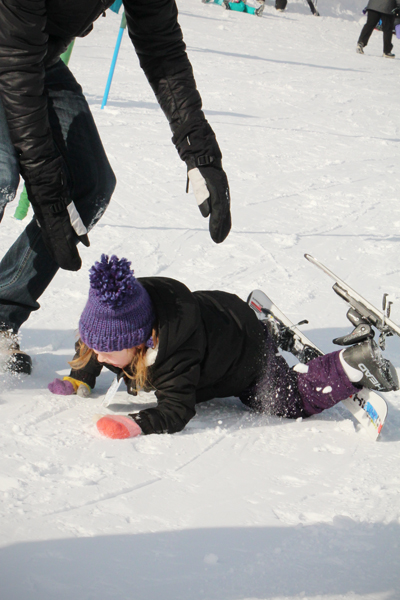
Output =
[{"x1": 1, "y1": 1, "x2": 400, "y2": 599}]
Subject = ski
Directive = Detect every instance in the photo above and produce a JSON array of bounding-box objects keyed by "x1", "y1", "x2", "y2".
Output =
[
  {"x1": 305, "y1": 254, "x2": 400, "y2": 347},
  {"x1": 248, "y1": 289, "x2": 388, "y2": 441}
]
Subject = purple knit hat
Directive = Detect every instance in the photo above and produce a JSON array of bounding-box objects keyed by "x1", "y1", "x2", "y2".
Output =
[{"x1": 79, "y1": 255, "x2": 155, "y2": 352}]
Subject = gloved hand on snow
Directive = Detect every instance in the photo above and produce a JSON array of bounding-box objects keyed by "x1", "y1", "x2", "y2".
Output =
[
  {"x1": 48, "y1": 377, "x2": 91, "y2": 397},
  {"x1": 95, "y1": 415, "x2": 142, "y2": 439}
]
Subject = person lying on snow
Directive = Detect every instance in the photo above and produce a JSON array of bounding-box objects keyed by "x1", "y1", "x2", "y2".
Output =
[
  {"x1": 202, "y1": 0, "x2": 265, "y2": 17},
  {"x1": 49, "y1": 255, "x2": 398, "y2": 439}
]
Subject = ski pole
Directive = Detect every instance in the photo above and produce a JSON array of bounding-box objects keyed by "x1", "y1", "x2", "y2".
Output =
[
  {"x1": 110, "y1": 0, "x2": 123, "y2": 13},
  {"x1": 101, "y1": 11, "x2": 127, "y2": 110},
  {"x1": 13, "y1": 186, "x2": 30, "y2": 221},
  {"x1": 14, "y1": 40, "x2": 75, "y2": 220},
  {"x1": 60, "y1": 39, "x2": 75, "y2": 63}
]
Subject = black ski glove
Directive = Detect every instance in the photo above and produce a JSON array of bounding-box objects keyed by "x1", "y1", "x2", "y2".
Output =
[
  {"x1": 173, "y1": 120, "x2": 231, "y2": 244},
  {"x1": 187, "y1": 159, "x2": 231, "y2": 244},
  {"x1": 32, "y1": 198, "x2": 89, "y2": 271},
  {"x1": 26, "y1": 169, "x2": 89, "y2": 272}
]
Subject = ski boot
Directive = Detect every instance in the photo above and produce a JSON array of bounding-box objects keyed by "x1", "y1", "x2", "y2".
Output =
[
  {"x1": 0, "y1": 329, "x2": 32, "y2": 375},
  {"x1": 356, "y1": 42, "x2": 364, "y2": 54},
  {"x1": 255, "y1": 3, "x2": 265, "y2": 16},
  {"x1": 262, "y1": 312, "x2": 321, "y2": 364},
  {"x1": 341, "y1": 338, "x2": 398, "y2": 392},
  {"x1": 383, "y1": 52, "x2": 395, "y2": 59},
  {"x1": 222, "y1": 0, "x2": 231, "y2": 9}
]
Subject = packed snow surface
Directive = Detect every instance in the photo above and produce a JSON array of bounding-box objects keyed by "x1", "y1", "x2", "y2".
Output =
[{"x1": 1, "y1": 1, "x2": 400, "y2": 599}]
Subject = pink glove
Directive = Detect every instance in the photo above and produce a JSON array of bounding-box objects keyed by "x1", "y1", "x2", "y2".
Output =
[
  {"x1": 48, "y1": 378, "x2": 75, "y2": 395},
  {"x1": 96, "y1": 415, "x2": 142, "y2": 439}
]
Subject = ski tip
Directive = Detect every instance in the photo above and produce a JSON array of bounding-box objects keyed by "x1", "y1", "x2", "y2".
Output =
[{"x1": 304, "y1": 253, "x2": 313, "y2": 261}]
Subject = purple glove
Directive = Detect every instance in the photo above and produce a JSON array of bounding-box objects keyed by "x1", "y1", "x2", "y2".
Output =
[
  {"x1": 396, "y1": 24, "x2": 400, "y2": 39},
  {"x1": 48, "y1": 378, "x2": 75, "y2": 395}
]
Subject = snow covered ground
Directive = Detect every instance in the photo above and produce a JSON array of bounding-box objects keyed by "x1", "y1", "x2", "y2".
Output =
[{"x1": 1, "y1": 1, "x2": 400, "y2": 598}]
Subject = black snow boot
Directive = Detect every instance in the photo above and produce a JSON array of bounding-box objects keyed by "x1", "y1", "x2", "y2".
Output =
[
  {"x1": 275, "y1": 0, "x2": 287, "y2": 10},
  {"x1": 341, "y1": 339, "x2": 398, "y2": 393},
  {"x1": 0, "y1": 329, "x2": 32, "y2": 375}
]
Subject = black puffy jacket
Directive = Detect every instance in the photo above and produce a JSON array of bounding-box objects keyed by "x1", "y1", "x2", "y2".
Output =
[
  {"x1": 70, "y1": 277, "x2": 266, "y2": 435},
  {"x1": 365, "y1": 0, "x2": 400, "y2": 15},
  {"x1": 0, "y1": 0, "x2": 219, "y2": 209}
]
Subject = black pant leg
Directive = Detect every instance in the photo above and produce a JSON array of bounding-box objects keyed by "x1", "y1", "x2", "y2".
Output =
[
  {"x1": 381, "y1": 13, "x2": 394, "y2": 53},
  {"x1": 358, "y1": 10, "x2": 381, "y2": 47}
]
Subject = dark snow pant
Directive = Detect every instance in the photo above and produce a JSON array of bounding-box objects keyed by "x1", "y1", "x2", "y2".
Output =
[
  {"x1": 239, "y1": 324, "x2": 359, "y2": 418},
  {"x1": 358, "y1": 10, "x2": 394, "y2": 54},
  {"x1": 0, "y1": 60, "x2": 116, "y2": 332},
  {"x1": 275, "y1": 0, "x2": 287, "y2": 10}
]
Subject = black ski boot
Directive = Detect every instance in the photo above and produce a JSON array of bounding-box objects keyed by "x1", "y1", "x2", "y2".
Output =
[
  {"x1": 342, "y1": 339, "x2": 398, "y2": 392},
  {"x1": 262, "y1": 312, "x2": 320, "y2": 363},
  {"x1": 0, "y1": 329, "x2": 32, "y2": 375}
]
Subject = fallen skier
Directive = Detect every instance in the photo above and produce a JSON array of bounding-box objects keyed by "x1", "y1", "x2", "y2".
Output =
[{"x1": 48, "y1": 255, "x2": 398, "y2": 439}]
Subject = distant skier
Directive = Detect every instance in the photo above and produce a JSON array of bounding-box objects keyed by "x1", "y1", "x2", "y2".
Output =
[
  {"x1": 202, "y1": 0, "x2": 264, "y2": 16},
  {"x1": 357, "y1": 0, "x2": 400, "y2": 57},
  {"x1": 48, "y1": 254, "x2": 398, "y2": 439}
]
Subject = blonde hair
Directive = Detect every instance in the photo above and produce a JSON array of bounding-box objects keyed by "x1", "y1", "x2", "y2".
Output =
[{"x1": 70, "y1": 329, "x2": 158, "y2": 391}]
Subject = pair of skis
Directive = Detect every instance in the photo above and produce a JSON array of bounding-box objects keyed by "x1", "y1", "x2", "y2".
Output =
[{"x1": 248, "y1": 255, "x2": 399, "y2": 441}]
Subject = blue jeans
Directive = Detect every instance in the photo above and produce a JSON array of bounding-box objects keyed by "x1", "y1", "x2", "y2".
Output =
[{"x1": 0, "y1": 60, "x2": 116, "y2": 332}]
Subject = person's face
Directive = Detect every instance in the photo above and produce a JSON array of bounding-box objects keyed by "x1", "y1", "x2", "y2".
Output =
[{"x1": 93, "y1": 347, "x2": 136, "y2": 369}]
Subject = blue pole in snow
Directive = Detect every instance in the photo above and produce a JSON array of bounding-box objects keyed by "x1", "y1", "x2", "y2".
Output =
[{"x1": 101, "y1": 11, "x2": 127, "y2": 109}]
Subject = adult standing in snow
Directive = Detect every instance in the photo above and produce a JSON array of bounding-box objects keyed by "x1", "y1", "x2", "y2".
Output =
[
  {"x1": 48, "y1": 254, "x2": 398, "y2": 439},
  {"x1": 0, "y1": 0, "x2": 232, "y2": 375},
  {"x1": 357, "y1": 0, "x2": 400, "y2": 57}
]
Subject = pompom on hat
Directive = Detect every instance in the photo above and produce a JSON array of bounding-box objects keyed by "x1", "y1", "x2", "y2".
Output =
[{"x1": 79, "y1": 255, "x2": 155, "y2": 352}]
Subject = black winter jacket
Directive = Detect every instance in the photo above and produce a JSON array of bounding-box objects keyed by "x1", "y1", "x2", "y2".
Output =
[
  {"x1": 0, "y1": 0, "x2": 219, "y2": 210},
  {"x1": 70, "y1": 277, "x2": 266, "y2": 435},
  {"x1": 365, "y1": 0, "x2": 399, "y2": 15}
]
